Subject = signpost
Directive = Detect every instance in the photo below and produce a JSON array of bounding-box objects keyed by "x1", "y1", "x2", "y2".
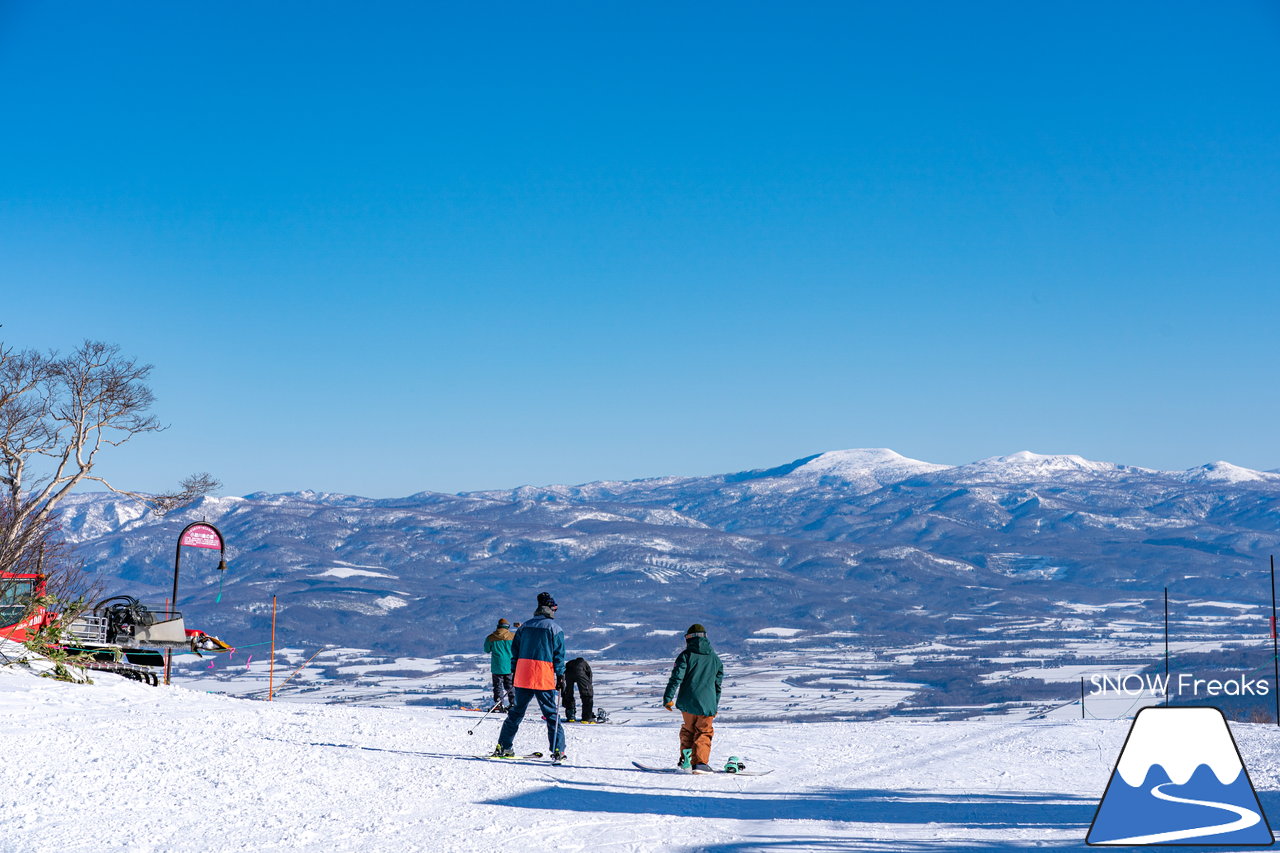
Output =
[{"x1": 165, "y1": 521, "x2": 228, "y2": 685}]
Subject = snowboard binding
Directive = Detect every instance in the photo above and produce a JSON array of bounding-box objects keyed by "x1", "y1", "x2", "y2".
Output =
[{"x1": 723, "y1": 755, "x2": 746, "y2": 774}]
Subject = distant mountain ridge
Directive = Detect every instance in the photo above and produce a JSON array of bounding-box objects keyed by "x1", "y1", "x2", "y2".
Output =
[{"x1": 53, "y1": 449, "x2": 1280, "y2": 661}]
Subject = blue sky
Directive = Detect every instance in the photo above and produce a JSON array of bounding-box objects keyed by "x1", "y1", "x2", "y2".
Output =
[{"x1": 1, "y1": 2, "x2": 1277, "y2": 496}]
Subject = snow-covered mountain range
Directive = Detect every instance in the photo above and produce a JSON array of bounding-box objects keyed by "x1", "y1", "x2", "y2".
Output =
[{"x1": 54, "y1": 449, "x2": 1280, "y2": 662}]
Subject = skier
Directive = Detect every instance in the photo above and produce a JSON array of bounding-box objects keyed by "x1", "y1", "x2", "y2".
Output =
[
  {"x1": 562, "y1": 657, "x2": 594, "y2": 722},
  {"x1": 483, "y1": 618, "x2": 515, "y2": 711},
  {"x1": 662, "y1": 623, "x2": 723, "y2": 772},
  {"x1": 491, "y1": 592, "x2": 567, "y2": 762}
]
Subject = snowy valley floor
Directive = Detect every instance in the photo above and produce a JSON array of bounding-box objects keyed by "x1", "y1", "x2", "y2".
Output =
[{"x1": 4, "y1": 664, "x2": 1280, "y2": 852}]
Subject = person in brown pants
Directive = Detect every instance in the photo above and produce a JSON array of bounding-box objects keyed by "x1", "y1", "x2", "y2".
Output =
[{"x1": 662, "y1": 623, "x2": 724, "y2": 772}]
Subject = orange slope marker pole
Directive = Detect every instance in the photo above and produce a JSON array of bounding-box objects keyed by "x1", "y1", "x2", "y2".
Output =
[
  {"x1": 164, "y1": 597, "x2": 172, "y2": 686},
  {"x1": 269, "y1": 595, "x2": 277, "y2": 702}
]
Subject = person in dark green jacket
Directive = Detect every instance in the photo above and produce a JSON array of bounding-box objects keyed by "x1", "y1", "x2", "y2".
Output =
[
  {"x1": 662, "y1": 623, "x2": 724, "y2": 772},
  {"x1": 484, "y1": 618, "x2": 515, "y2": 711}
]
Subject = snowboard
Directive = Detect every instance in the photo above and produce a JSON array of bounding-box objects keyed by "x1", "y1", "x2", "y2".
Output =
[{"x1": 631, "y1": 761, "x2": 773, "y2": 776}]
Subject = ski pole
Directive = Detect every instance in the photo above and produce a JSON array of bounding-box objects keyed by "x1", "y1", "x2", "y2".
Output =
[
  {"x1": 553, "y1": 687, "x2": 563, "y2": 755},
  {"x1": 466, "y1": 701, "x2": 503, "y2": 736}
]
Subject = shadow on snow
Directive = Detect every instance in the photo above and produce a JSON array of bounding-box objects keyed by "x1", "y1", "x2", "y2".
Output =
[
  {"x1": 483, "y1": 780, "x2": 1093, "y2": 828},
  {"x1": 487, "y1": 784, "x2": 1280, "y2": 852}
]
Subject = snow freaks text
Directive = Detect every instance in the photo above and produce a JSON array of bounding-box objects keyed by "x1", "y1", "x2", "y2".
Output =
[{"x1": 1089, "y1": 673, "x2": 1271, "y2": 697}]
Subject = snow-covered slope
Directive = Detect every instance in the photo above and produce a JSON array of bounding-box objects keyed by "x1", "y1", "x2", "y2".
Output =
[
  {"x1": 11, "y1": 655, "x2": 1280, "y2": 852},
  {"x1": 1178, "y1": 461, "x2": 1280, "y2": 485},
  {"x1": 952, "y1": 450, "x2": 1131, "y2": 482}
]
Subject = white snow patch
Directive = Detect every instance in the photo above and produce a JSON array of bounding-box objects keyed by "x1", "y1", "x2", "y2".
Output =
[
  {"x1": 754, "y1": 627, "x2": 804, "y2": 637},
  {"x1": 314, "y1": 567, "x2": 396, "y2": 579}
]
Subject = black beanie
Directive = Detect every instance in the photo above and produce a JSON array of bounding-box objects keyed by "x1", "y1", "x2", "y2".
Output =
[
  {"x1": 685, "y1": 623, "x2": 706, "y2": 637},
  {"x1": 537, "y1": 591, "x2": 557, "y2": 608}
]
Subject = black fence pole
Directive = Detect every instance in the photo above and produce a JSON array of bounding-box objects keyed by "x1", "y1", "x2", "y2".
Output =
[
  {"x1": 1164, "y1": 587, "x2": 1170, "y2": 707},
  {"x1": 1080, "y1": 677, "x2": 1085, "y2": 720}
]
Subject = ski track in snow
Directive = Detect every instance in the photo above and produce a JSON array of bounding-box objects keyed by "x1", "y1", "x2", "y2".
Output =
[{"x1": 4, "y1": 665, "x2": 1280, "y2": 852}]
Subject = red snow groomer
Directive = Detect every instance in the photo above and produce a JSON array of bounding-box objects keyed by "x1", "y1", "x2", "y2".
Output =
[
  {"x1": 0, "y1": 571, "x2": 50, "y2": 643},
  {"x1": 0, "y1": 571, "x2": 231, "y2": 686}
]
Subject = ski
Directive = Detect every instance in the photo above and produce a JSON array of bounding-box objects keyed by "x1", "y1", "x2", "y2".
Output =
[
  {"x1": 477, "y1": 751, "x2": 544, "y2": 760},
  {"x1": 631, "y1": 760, "x2": 772, "y2": 776}
]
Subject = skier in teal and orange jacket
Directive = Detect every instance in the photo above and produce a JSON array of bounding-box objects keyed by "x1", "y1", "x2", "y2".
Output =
[{"x1": 491, "y1": 592, "x2": 566, "y2": 761}]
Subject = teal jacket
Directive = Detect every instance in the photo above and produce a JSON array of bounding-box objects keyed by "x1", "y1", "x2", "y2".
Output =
[
  {"x1": 484, "y1": 627, "x2": 515, "y2": 675},
  {"x1": 663, "y1": 635, "x2": 724, "y2": 716}
]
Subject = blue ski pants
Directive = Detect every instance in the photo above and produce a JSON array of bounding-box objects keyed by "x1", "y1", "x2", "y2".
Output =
[{"x1": 498, "y1": 686, "x2": 566, "y2": 753}]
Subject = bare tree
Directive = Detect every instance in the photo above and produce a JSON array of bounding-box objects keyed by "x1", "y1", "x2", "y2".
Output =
[
  {"x1": 0, "y1": 340, "x2": 217, "y2": 577},
  {"x1": 151, "y1": 471, "x2": 223, "y2": 515}
]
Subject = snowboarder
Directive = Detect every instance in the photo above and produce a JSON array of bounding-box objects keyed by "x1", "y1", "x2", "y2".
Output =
[
  {"x1": 491, "y1": 592, "x2": 567, "y2": 762},
  {"x1": 662, "y1": 623, "x2": 723, "y2": 773},
  {"x1": 483, "y1": 618, "x2": 515, "y2": 711},
  {"x1": 562, "y1": 657, "x2": 594, "y2": 722}
]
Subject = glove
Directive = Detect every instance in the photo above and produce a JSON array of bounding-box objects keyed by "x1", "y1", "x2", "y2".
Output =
[
  {"x1": 556, "y1": 675, "x2": 565, "y2": 692},
  {"x1": 663, "y1": 701, "x2": 674, "y2": 711}
]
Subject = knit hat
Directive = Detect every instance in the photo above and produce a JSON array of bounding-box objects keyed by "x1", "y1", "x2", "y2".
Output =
[
  {"x1": 497, "y1": 619, "x2": 510, "y2": 628},
  {"x1": 685, "y1": 623, "x2": 706, "y2": 638},
  {"x1": 537, "y1": 591, "x2": 557, "y2": 608}
]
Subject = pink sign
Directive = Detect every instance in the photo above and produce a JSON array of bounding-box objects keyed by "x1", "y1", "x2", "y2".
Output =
[{"x1": 180, "y1": 524, "x2": 223, "y2": 550}]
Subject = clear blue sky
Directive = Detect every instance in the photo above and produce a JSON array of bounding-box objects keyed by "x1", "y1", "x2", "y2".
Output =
[{"x1": 2, "y1": 2, "x2": 1277, "y2": 497}]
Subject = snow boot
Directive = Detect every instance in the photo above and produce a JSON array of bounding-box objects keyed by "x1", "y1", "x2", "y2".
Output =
[
  {"x1": 490, "y1": 744, "x2": 516, "y2": 759},
  {"x1": 551, "y1": 749, "x2": 567, "y2": 765},
  {"x1": 678, "y1": 748, "x2": 693, "y2": 771},
  {"x1": 693, "y1": 763, "x2": 714, "y2": 773}
]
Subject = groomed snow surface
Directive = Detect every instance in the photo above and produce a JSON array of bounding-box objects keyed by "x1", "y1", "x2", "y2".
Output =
[{"x1": 6, "y1": 663, "x2": 1280, "y2": 853}]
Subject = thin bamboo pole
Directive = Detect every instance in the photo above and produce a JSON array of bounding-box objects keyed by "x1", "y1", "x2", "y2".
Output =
[
  {"x1": 1271, "y1": 556, "x2": 1278, "y2": 726},
  {"x1": 269, "y1": 595, "x2": 277, "y2": 702},
  {"x1": 277, "y1": 648, "x2": 324, "y2": 693}
]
